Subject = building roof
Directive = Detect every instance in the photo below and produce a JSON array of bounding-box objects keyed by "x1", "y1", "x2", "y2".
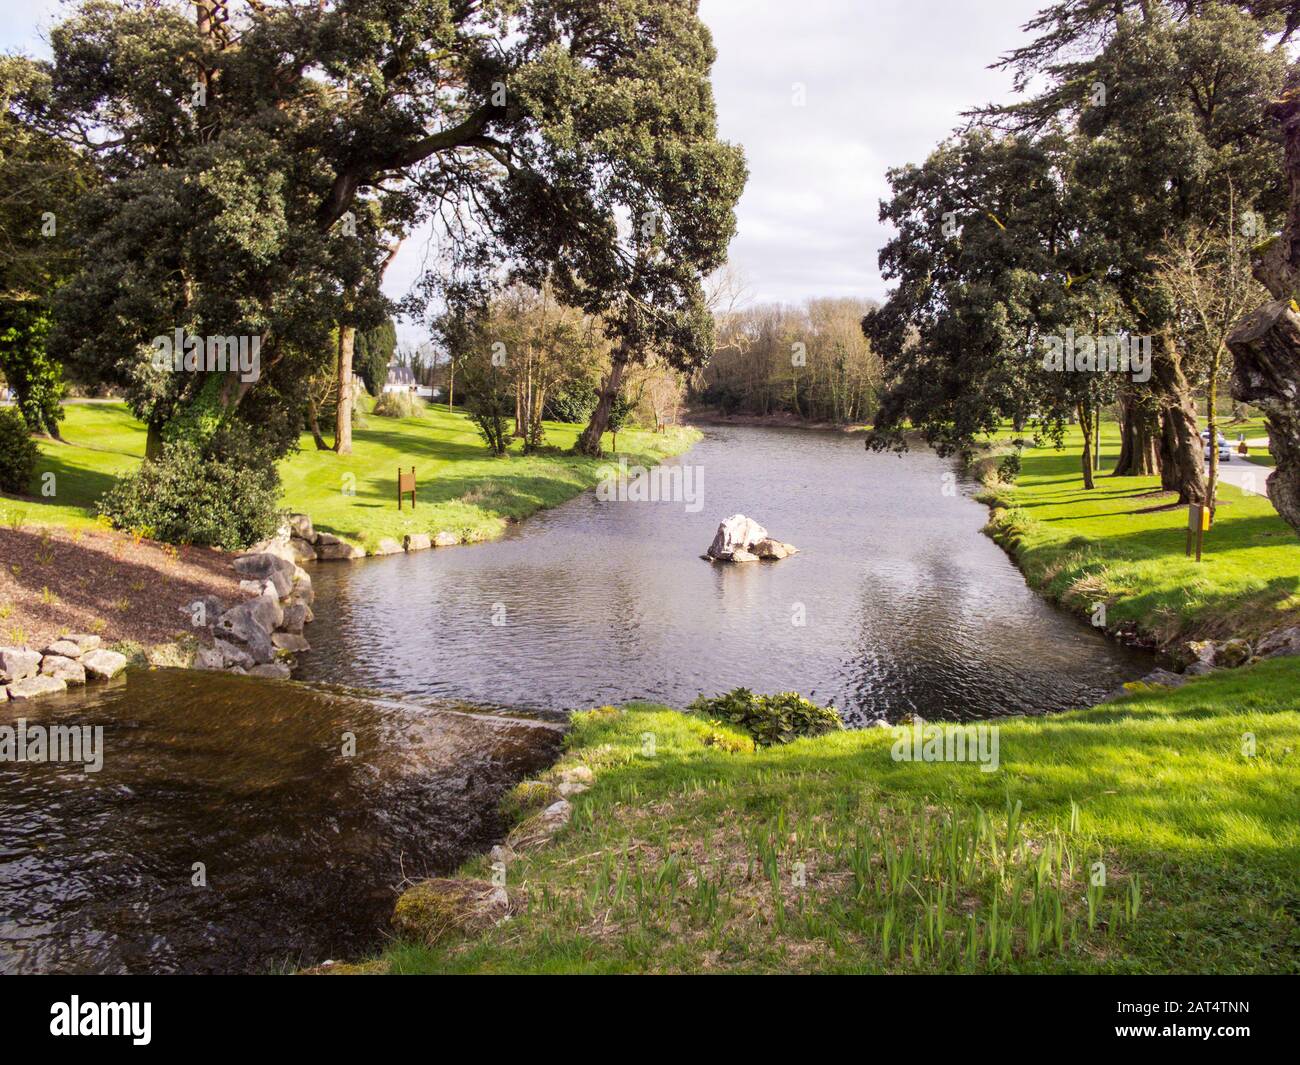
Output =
[{"x1": 387, "y1": 362, "x2": 416, "y2": 386}]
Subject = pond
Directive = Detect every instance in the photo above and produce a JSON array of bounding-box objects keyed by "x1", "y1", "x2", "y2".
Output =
[
  {"x1": 2, "y1": 425, "x2": 1149, "y2": 973},
  {"x1": 301, "y1": 425, "x2": 1149, "y2": 724}
]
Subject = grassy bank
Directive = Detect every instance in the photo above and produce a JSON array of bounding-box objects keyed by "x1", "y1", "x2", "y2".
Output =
[
  {"x1": 1, "y1": 400, "x2": 700, "y2": 550},
  {"x1": 978, "y1": 421, "x2": 1299, "y2": 648},
  {"x1": 350, "y1": 416, "x2": 1300, "y2": 976},
  {"x1": 371, "y1": 659, "x2": 1299, "y2": 974}
]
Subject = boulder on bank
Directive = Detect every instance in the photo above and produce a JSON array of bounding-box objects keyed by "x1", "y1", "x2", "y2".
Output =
[
  {"x1": 8, "y1": 674, "x2": 68, "y2": 700},
  {"x1": 193, "y1": 646, "x2": 225, "y2": 671},
  {"x1": 507, "y1": 798, "x2": 573, "y2": 852},
  {"x1": 706, "y1": 514, "x2": 798, "y2": 562},
  {"x1": 41, "y1": 655, "x2": 86, "y2": 685},
  {"x1": 271, "y1": 632, "x2": 310, "y2": 653},
  {"x1": 81, "y1": 648, "x2": 128, "y2": 681},
  {"x1": 1258, "y1": 626, "x2": 1300, "y2": 659},
  {"x1": 248, "y1": 662, "x2": 292, "y2": 680},
  {"x1": 391, "y1": 878, "x2": 511, "y2": 947},
  {"x1": 233, "y1": 551, "x2": 295, "y2": 582},
  {"x1": 314, "y1": 536, "x2": 365, "y2": 561},
  {"x1": 0, "y1": 647, "x2": 42, "y2": 684},
  {"x1": 289, "y1": 513, "x2": 317, "y2": 543}
]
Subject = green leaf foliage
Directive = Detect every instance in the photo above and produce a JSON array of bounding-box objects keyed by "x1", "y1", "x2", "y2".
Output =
[{"x1": 687, "y1": 688, "x2": 844, "y2": 747}]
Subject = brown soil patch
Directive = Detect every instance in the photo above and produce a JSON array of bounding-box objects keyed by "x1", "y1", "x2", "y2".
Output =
[{"x1": 0, "y1": 525, "x2": 248, "y2": 650}]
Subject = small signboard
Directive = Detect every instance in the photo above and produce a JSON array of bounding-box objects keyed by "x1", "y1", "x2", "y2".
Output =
[
  {"x1": 398, "y1": 467, "x2": 416, "y2": 510},
  {"x1": 1186, "y1": 504, "x2": 1208, "y2": 561}
]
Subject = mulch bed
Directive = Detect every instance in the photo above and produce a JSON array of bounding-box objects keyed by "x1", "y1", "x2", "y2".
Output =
[{"x1": 0, "y1": 524, "x2": 249, "y2": 651}]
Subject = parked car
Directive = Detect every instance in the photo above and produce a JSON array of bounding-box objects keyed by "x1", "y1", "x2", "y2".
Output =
[{"x1": 1201, "y1": 429, "x2": 1231, "y2": 463}]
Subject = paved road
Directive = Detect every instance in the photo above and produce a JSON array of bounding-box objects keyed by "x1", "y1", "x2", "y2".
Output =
[{"x1": 1215, "y1": 458, "x2": 1275, "y2": 498}]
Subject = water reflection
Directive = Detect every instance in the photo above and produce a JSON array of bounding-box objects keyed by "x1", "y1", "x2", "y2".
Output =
[{"x1": 302, "y1": 425, "x2": 1150, "y2": 723}]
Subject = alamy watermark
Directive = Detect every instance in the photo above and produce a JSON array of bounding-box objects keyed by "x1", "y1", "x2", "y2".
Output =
[
  {"x1": 596, "y1": 457, "x2": 704, "y2": 513},
  {"x1": 0, "y1": 718, "x2": 104, "y2": 774},
  {"x1": 1041, "y1": 329, "x2": 1151, "y2": 383},
  {"x1": 151, "y1": 328, "x2": 261, "y2": 383},
  {"x1": 891, "y1": 721, "x2": 1000, "y2": 773}
]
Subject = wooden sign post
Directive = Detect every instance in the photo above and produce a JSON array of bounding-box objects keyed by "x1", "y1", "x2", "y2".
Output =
[
  {"x1": 1186, "y1": 503, "x2": 1208, "y2": 562},
  {"x1": 398, "y1": 467, "x2": 416, "y2": 510}
]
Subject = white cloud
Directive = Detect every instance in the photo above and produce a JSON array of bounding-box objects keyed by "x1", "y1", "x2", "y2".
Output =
[{"x1": 698, "y1": 0, "x2": 1045, "y2": 309}]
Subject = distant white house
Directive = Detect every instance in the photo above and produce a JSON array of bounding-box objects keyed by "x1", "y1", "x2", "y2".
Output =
[{"x1": 382, "y1": 361, "x2": 438, "y2": 399}]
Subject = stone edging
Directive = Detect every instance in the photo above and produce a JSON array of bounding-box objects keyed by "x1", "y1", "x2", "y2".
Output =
[
  {"x1": 1, "y1": 637, "x2": 127, "y2": 701},
  {"x1": 276, "y1": 511, "x2": 462, "y2": 564},
  {"x1": 183, "y1": 517, "x2": 321, "y2": 679}
]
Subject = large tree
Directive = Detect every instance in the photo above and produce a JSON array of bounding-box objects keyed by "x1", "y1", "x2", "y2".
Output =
[
  {"x1": 0, "y1": 58, "x2": 94, "y2": 437},
  {"x1": 1228, "y1": 63, "x2": 1300, "y2": 535},
  {"x1": 865, "y1": 127, "x2": 1126, "y2": 486},
  {"x1": 982, "y1": 2, "x2": 1289, "y2": 503},
  {"x1": 13, "y1": 0, "x2": 743, "y2": 462}
]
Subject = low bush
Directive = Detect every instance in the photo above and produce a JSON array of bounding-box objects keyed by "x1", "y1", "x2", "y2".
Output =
[
  {"x1": 373, "y1": 391, "x2": 426, "y2": 419},
  {"x1": 98, "y1": 426, "x2": 282, "y2": 549},
  {"x1": 687, "y1": 687, "x2": 843, "y2": 746},
  {"x1": 545, "y1": 380, "x2": 599, "y2": 423},
  {"x1": 0, "y1": 407, "x2": 38, "y2": 494}
]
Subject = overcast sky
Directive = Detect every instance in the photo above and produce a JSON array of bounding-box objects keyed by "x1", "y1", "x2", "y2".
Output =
[{"x1": 2, "y1": 0, "x2": 1047, "y2": 344}]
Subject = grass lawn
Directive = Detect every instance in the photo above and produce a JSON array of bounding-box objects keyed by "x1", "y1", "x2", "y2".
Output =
[
  {"x1": 352, "y1": 413, "x2": 1300, "y2": 976},
  {"x1": 978, "y1": 420, "x2": 1300, "y2": 647},
  {"x1": 0, "y1": 400, "x2": 700, "y2": 550},
  {"x1": 374, "y1": 658, "x2": 1300, "y2": 974}
]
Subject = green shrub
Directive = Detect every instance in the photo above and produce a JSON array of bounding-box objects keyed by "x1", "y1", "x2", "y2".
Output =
[
  {"x1": 0, "y1": 407, "x2": 39, "y2": 494},
  {"x1": 373, "y1": 390, "x2": 425, "y2": 419},
  {"x1": 546, "y1": 380, "x2": 599, "y2": 423},
  {"x1": 996, "y1": 449, "x2": 1023, "y2": 484},
  {"x1": 98, "y1": 427, "x2": 282, "y2": 549},
  {"x1": 687, "y1": 688, "x2": 843, "y2": 746}
]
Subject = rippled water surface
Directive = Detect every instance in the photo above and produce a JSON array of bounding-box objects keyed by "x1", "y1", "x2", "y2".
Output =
[
  {"x1": 0, "y1": 670, "x2": 560, "y2": 974},
  {"x1": 302, "y1": 425, "x2": 1150, "y2": 723}
]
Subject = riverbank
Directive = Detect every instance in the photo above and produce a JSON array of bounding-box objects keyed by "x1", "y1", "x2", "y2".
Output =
[
  {"x1": 348, "y1": 657, "x2": 1299, "y2": 974},
  {"x1": 973, "y1": 421, "x2": 1299, "y2": 652},
  {"x1": 333, "y1": 420, "x2": 1300, "y2": 975},
  {"x1": 0, "y1": 523, "x2": 245, "y2": 664},
  {"x1": 1, "y1": 400, "x2": 700, "y2": 548},
  {"x1": 0, "y1": 402, "x2": 700, "y2": 663}
]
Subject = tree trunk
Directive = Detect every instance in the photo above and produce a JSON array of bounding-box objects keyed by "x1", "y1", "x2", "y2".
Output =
[
  {"x1": 1078, "y1": 403, "x2": 1096, "y2": 490},
  {"x1": 1152, "y1": 331, "x2": 1206, "y2": 505},
  {"x1": 576, "y1": 341, "x2": 631, "y2": 456},
  {"x1": 1228, "y1": 299, "x2": 1300, "y2": 533},
  {"x1": 308, "y1": 398, "x2": 330, "y2": 450},
  {"x1": 145, "y1": 414, "x2": 166, "y2": 461},
  {"x1": 513, "y1": 374, "x2": 526, "y2": 438},
  {"x1": 334, "y1": 324, "x2": 355, "y2": 455},
  {"x1": 1226, "y1": 76, "x2": 1300, "y2": 536},
  {"x1": 1112, "y1": 388, "x2": 1161, "y2": 476},
  {"x1": 1206, "y1": 352, "x2": 1221, "y2": 517}
]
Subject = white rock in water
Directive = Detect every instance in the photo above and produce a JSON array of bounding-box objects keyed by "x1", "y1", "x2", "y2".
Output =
[{"x1": 707, "y1": 514, "x2": 768, "y2": 559}]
